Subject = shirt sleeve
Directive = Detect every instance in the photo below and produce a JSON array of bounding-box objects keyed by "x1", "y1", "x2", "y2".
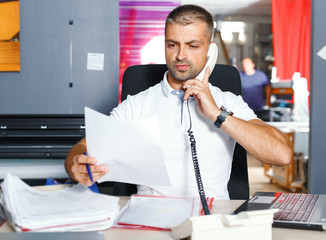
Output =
[
  {"x1": 261, "y1": 71, "x2": 270, "y2": 86},
  {"x1": 230, "y1": 94, "x2": 258, "y2": 121},
  {"x1": 110, "y1": 94, "x2": 139, "y2": 120}
]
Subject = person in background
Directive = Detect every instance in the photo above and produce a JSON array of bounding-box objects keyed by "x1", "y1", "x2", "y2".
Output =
[{"x1": 240, "y1": 58, "x2": 271, "y2": 121}]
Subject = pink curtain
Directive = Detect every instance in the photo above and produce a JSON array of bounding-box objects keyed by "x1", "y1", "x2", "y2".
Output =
[{"x1": 272, "y1": 0, "x2": 311, "y2": 92}]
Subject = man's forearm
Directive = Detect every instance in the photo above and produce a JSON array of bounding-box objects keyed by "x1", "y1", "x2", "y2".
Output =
[
  {"x1": 221, "y1": 117, "x2": 291, "y2": 166},
  {"x1": 265, "y1": 85, "x2": 271, "y2": 106}
]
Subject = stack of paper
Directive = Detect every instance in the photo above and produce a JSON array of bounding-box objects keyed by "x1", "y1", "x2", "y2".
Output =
[
  {"x1": 114, "y1": 195, "x2": 214, "y2": 230},
  {"x1": 0, "y1": 174, "x2": 120, "y2": 232}
]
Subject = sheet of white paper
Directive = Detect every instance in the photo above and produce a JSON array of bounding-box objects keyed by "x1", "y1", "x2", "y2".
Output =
[
  {"x1": 317, "y1": 46, "x2": 326, "y2": 60},
  {"x1": 85, "y1": 107, "x2": 170, "y2": 187},
  {"x1": 117, "y1": 195, "x2": 201, "y2": 229},
  {"x1": 87, "y1": 53, "x2": 104, "y2": 71}
]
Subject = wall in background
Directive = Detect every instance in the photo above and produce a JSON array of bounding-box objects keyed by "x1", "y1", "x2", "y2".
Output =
[
  {"x1": 309, "y1": 0, "x2": 326, "y2": 194},
  {"x1": 0, "y1": 0, "x2": 119, "y2": 115}
]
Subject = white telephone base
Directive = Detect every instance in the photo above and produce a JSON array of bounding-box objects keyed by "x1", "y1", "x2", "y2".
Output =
[{"x1": 171, "y1": 209, "x2": 277, "y2": 240}]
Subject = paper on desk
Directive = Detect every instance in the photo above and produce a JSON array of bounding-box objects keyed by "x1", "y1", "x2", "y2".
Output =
[
  {"x1": 85, "y1": 107, "x2": 170, "y2": 187},
  {"x1": 115, "y1": 195, "x2": 207, "y2": 229}
]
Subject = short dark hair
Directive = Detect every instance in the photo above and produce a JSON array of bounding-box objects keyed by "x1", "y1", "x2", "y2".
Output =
[{"x1": 165, "y1": 4, "x2": 214, "y2": 41}]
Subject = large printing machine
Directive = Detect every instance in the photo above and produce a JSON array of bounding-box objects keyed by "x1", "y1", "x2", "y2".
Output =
[{"x1": 0, "y1": 115, "x2": 85, "y2": 184}]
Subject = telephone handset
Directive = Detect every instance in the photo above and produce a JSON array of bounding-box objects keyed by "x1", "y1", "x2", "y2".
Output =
[
  {"x1": 196, "y1": 42, "x2": 218, "y2": 82},
  {"x1": 186, "y1": 41, "x2": 218, "y2": 216}
]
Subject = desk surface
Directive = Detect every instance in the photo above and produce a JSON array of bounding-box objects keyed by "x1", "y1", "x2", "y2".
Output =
[{"x1": 0, "y1": 186, "x2": 325, "y2": 240}]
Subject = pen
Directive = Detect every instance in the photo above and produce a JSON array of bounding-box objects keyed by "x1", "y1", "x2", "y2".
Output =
[{"x1": 83, "y1": 152, "x2": 94, "y2": 183}]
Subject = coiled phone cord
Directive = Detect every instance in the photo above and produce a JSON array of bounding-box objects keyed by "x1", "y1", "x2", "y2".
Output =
[{"x1": 186, "y1": 99, "x2": 211, "y2": 215}]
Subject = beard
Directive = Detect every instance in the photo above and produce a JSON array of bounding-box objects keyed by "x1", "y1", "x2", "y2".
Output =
[{"x1": 167, "y1": 60, "x2": 202, "y2": 81}]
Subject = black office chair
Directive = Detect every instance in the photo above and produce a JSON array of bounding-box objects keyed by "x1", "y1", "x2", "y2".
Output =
[{"x1": 114, "y1": 64, "x2": 249, "y2": 200}]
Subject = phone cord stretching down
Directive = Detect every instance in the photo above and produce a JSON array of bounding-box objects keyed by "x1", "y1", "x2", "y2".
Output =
[{"x1": 186, "y1": 99, "x2": 211, "y2": 215}]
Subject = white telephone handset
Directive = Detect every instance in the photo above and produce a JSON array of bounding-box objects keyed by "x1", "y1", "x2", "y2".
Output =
[{"x1": 196, "y1": 42, "x2": 218, "y2": 81}]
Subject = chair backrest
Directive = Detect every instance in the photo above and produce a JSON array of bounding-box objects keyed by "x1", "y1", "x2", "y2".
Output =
[{"x1": 116, "y1": 64, "x2": 249, "y2": 200}]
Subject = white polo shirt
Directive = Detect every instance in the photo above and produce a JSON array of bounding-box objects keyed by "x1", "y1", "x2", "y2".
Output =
[{"x1": 110, "y1": 72, "x2": 257, "y2": 199}]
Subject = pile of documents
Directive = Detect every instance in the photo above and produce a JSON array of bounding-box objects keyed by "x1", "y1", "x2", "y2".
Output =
[{"x1": 0, "y1": 174, "x2": 120, "y2": 232}]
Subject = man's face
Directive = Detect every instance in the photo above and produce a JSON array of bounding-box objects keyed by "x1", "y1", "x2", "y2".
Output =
[
  {"x1": 165, "y1": 22, "x2": 210, "y2": 81},
  {"x1": 242, "y1": 58, "x2": 255, "y2": 73}
]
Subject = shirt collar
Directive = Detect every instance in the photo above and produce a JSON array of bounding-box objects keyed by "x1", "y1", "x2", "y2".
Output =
[
  {"x1": 161, "y1": 70, "x2": 214, "y2": 101},
  {"x1": 161, "y1": 71, "x2": 175, "y2": 97},
  {"x1": 161, "y1": 71, "x2": 185, "y2": 103}
]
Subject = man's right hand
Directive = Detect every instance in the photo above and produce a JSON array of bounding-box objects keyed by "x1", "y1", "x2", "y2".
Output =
[{"x1": 70, "y1": 154, "x2": 109, "y2": 186}]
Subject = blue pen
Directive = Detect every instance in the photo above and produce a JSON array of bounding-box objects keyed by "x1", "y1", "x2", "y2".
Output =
[{"x1": 83, "y1": 152, "x2": 93, "y2": 183}]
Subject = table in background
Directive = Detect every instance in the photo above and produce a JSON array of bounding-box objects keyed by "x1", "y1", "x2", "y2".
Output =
[{"x1": 264, "y1": 122, "x2": 309, "y2": 192}]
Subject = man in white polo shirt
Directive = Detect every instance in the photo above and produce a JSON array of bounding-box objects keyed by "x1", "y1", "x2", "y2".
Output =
[{"x1": 65, "y1": 5, "x2": 291, "y2": 199}]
